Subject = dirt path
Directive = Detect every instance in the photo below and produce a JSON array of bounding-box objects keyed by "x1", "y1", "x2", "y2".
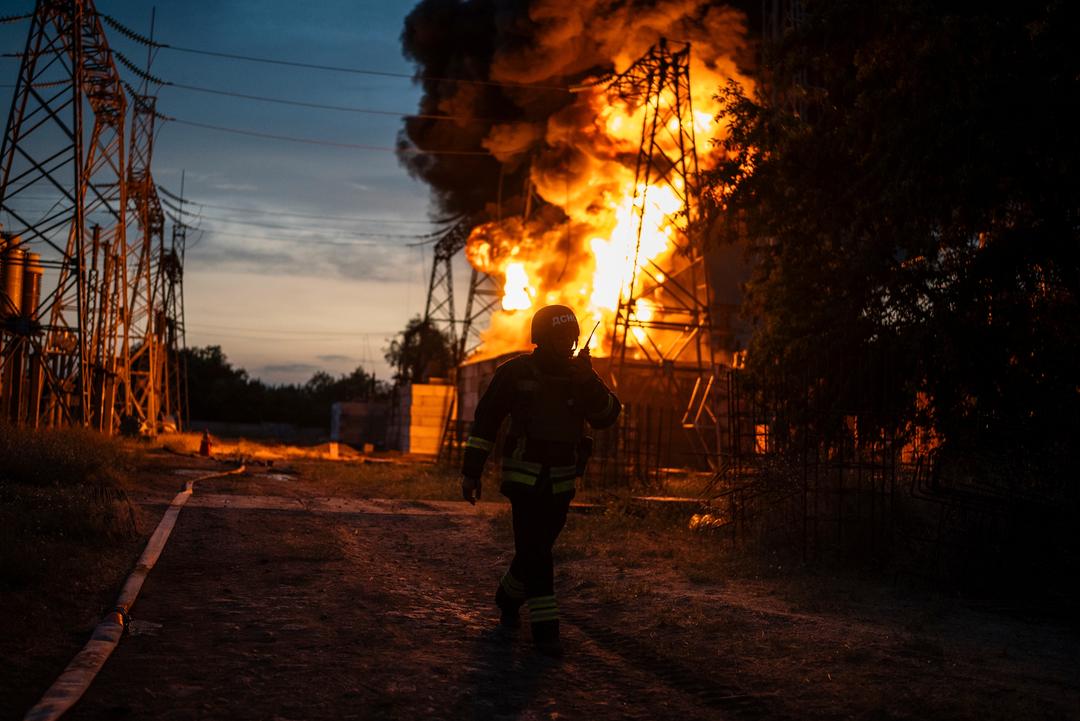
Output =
[
  {"x1": 60, "y1": 478, "x2": 733, "y2": 721},
  {"x1": 21, "y1": 461, "x2": 1078, "y2": 721}
]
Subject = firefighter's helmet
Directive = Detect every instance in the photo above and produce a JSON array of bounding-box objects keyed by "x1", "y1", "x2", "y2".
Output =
[{"x1": 531, "y1": 304, "x2": 579, "y2": 346}]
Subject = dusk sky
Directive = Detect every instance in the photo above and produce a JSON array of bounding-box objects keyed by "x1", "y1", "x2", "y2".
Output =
[{"x1": 0, "y1": 0, "x2": 447, "y2": 385}]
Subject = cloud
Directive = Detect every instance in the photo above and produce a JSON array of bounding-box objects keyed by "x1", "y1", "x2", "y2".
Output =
[
  {"x1": 185, "y1": 242, "x2": 299, "y2": 274},
  {"x1": 211, "y1": 182, "x2": 259, "y2": 193},
  {"x1": 260, "y1": 363, "x2": 319, "y2": 374},
  {"x1": 185, "y1": 230, "x2": 416, "y2": 282},
  {"x1": 317, "y1": 354, "x2": 356, "y2": 362}
]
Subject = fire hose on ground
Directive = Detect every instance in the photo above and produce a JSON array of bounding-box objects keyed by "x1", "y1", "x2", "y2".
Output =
[{"x1": 23, "y1": 464, "x2": 247, "y2": 721}]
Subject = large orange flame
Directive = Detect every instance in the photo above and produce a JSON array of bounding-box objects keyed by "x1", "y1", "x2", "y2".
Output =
[{"x1": 464, "y1": 40, "x2": 753, "y2": 361}]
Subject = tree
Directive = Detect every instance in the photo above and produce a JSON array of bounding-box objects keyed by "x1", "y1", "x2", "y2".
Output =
[
  {"x1": 182, "y1": 346, "x2": 388, "y2": 426},
  {"x1": 384, "y1": 316, "x2": 453, "y2": 384},
  {"x1": 709, "y1": 0, "x2": 1079, "y2": 484}
]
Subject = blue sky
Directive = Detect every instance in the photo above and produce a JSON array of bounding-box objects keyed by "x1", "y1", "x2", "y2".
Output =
[{"x1": 0, "y1": 0, "x2": 444, "y2": 384}]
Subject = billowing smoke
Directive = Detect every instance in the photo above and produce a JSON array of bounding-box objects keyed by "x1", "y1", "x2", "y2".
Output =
[{"x1": 399, "y1": 0, "x2": 755, "y2": 356}]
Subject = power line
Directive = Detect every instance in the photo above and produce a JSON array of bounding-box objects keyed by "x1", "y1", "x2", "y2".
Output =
[
  {"x1": 95, "y1": 13, "x2": 571, "y2": 93},
  {"x1": 197, "y1": 225, "x2": 404, "y2": 247},
  {"x1": 168, "y1": 117, "x2": 499, "y2": 156},
  {"x1": 162, "y1": 44, "x2": 570, "y2": 92},
  {"x1": 166, "y1": 81, "x2": 491, "y2": 123},
  {"x1": 155, "y1": 194, "x2": 452, "y2": 226},
  {"x1": 199, "y1": 215, "x2": 434, "y2": 240}
]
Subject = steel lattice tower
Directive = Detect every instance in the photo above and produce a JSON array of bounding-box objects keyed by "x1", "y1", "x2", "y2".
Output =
[
  {"x1": 123, "y1": 71, "x2": 167, "y2": 432},
  {"x1": 460, "y1": 268, "x2": 501, "y2": 360},
  {"x1": 422, "y1": 218, "x2": 504, "y2": 365},
  {"x1": 161, "y1": 212, "x2": 187, "y2": 430},
  {"x1": 0, "y1": 0, "x2": 130, "y2": 430},
  {"x1": 422, "y1": 219, "x2": 468, "y2": 364},
  {"x1": 606, "y1": 38, "x2": 719, "y2": 459}
]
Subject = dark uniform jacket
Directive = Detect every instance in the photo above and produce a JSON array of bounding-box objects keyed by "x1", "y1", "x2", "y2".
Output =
[{"x1": 462, "y1": 349, "x2": 621, "y2": 496}]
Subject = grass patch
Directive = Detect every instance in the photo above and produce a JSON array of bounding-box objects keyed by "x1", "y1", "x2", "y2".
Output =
[
  {"x1": 0, "y1": 424, "x2": 139, "y2": 590},
  {"x1": 557, "y1": 498, "x2": 797, "y2": 587}
]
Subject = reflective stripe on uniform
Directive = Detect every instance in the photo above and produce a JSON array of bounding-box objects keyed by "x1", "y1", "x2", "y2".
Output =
[
  {"x1": 527, "y1": 595, "x2": 559, "y2": 622},
  {"x1": 503, "y1": 470, "x2": 538, "y2": 486},
  {"x1": 500, "y1": 571, "x2": 526, "y2": 599},
  {"x1": 552, "y1": 478, "x2": 576, "y2": 494},
  {"x1": 466, "y1": 436, "x2": 495, "y2": 451},
  {"x1": 502, "y1": 457, "x2": 542, "y2": 486},
  {"x1": 550, "y1": 464, "x2": 577, "y2": 494}
]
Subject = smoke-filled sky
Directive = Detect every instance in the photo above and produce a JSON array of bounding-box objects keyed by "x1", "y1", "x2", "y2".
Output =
[
  {"x1": 398, "y1": 0, "x2": 756, "y2": 357},
  {"x1": 0, "y1": 0, "x2": 756, "y2": 384},
  {"x1": 0, "y1": 0, "x2": 441, "y2": 385}
]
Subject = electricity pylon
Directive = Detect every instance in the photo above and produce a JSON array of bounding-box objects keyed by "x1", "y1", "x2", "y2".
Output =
[
  {"x1": 160, "y1": 212, "x2": 187, "y2": 430},
  {"x1": 422, "y1": 218, "x2": 468, "y2": 364},
  {"x1": 0, "y1": 0, "x2": 130, "y2": 430},
  {"x1": 605, "y1": 38, "x2": 720, "y2": 461},
  {"x1": 123, "y1": 30, "x2": 168, "y2": 433}
]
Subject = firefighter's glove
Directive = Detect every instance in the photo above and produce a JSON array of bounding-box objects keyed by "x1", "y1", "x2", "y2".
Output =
[{"x1": 462, "y1": 475, "x2": 481, "y2": 505}]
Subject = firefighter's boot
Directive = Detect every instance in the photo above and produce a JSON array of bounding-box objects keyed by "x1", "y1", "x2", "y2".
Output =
[
  {"x1": 528, "y1": 595, "x2": 562, "y2": 657},
  {"x1": 531, "y1": 619, "x2": 562, "y2": 658},
  {"x1": 495, "y1": 573, "x2": 525, "y2": 628}
]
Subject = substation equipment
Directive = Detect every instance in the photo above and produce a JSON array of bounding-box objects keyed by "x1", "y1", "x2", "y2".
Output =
[{"x1": 0, "y1": 0, "x2": 187, "y2": 433}]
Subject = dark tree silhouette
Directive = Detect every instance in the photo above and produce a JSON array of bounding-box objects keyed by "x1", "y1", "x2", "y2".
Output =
[
  {"x1": 708, "y1": 0, "x2": 1079, "y2": 485},
  {"x1": 183, "y1": 346, "x2": 388, "y2": 426},
  {"x1": 384, "y1": 316, "x2": 453, "y2": 384}
]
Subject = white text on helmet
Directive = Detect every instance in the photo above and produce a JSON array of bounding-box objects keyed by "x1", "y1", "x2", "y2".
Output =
[{"x1": 551, "y1": 314, "x2": 575, "y2": 327}]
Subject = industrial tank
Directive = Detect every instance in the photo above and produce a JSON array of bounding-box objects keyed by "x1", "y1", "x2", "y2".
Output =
[{"x1": 1, "y1": 239, "x2": 25, "y2": 318}]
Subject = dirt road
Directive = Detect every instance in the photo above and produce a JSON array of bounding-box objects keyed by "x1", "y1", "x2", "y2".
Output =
[
  {"x1": 17, "y1": 459, "x2": 1078, "y2": 721},
  {"x1": 60, "y1": 473, "x2": 745, "y2": 721}
]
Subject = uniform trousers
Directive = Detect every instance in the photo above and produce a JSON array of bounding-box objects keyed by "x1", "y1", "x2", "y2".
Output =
[{"x1": 500, "y1": 474, "x2": 573, "y2": 632}]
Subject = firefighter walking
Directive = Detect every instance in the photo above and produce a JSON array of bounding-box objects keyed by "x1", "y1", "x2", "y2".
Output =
[{"x1": 461, "y1": 305, "x2": 621, "y2": 656}]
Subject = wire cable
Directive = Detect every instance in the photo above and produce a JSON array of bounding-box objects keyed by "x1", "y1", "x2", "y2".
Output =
[
  {"x1": 167, "y1": 117, "x2": 500, "y2": 156},
  {"x1": 96, "y1": 12, "x2": 571, "y2": 92},
  {"x1": 198, "y1": 225, "x2": 414, "y2": 247},
  {"x1": 154, "y1": 195, "x2": 453, "y2": 226},
  {"x1": 165, "y1": 80, "x2": 489, "y2": 123},
  {"x1": 198, "y1": 214, "x2": 439, "y2": 239}
]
